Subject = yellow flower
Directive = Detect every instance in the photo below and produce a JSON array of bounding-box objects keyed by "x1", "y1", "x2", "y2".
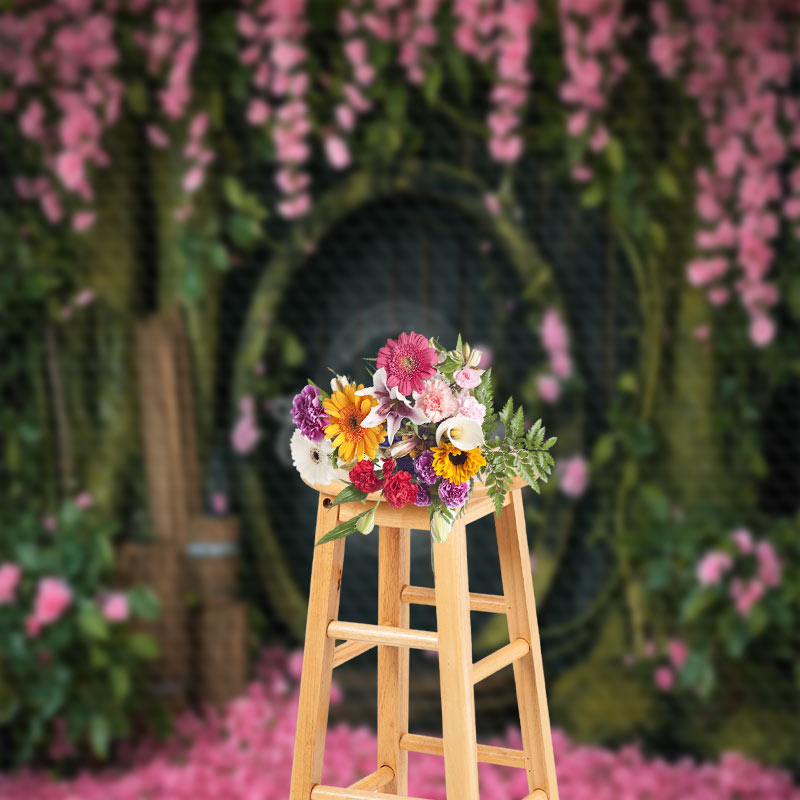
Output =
[
  {"x1": 323, "y1": 383, "x2": 384, "y2": 463},
  {"x1": 431, "y1": 442, "x2": 486, "y2": 484}
]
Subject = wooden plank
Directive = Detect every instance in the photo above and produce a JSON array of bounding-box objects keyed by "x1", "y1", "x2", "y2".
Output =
[
  {"x1": 311, "y1": 787, "x2": 430, "y2": 800},
  {"x1": 472, "y1": 638, "x2": 530, "y2": 685},
  {"x1": 432, "y1": 519, "x2": 480, "y2": 800},
  {"x1": 184, "y1": 516, "x2": 239, "y2": 602},
  {"x1": 400, "y1": 585, "x2": 507, "y2": 614},
  {"x1": 327, "y1": 621, "x2": 437, "y2": 651},
  {"x1": 349, "y1": 765, "x2": 394, "y2": 791},
  {"x1": 525, "y1": 791, "x2": 549, "y2": 800},
  {"x1": 289, "y1": 498, "x2": 346, "y2": 800},
  {"x1": 336, "y1": 498, "x2": 432, "y2": 530},
  {"x1": 135, "y1": 312, "x2": 201, "y2": 543},
  {"x1": 332, "y1": 640, "x2": 375, "y2": 668},
  {"x1": 399, "y1": 733, "x2": 526, "y2": 769},
  {"x1": 495, "y1": 489, "x2": 559, "y2": 800},
  {"x1": 377, "y1": 526, "x2": 411, "y2": 794}
]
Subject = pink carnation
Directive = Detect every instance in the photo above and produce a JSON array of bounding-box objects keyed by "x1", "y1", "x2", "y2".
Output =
[
  {"x1": 456, "y1": 392, "x2": 486, "y2": 423},
  {"x1": 0, "y1": 563, "x2": 21, "y2": 604},
  {"x1": 696, "y1": 550, "x2": 732, "y2": 586},
  {"x1": 415, "y1": 377, "x2": 458, "y2": 423},
  {"x1": 101, "y1": 591, "x2": 129, "y2": 623},
  {"x1": 454, "y1": 367, "x2": 482, "y2": 389}
]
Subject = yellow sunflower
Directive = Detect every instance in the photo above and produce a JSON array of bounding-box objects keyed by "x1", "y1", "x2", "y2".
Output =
[
  {"x1": 323, "y1": 383, "x2": 384, "y2": 463},
  {"x1": 431, "y1": 442, "x2": 486, "y2": 484}
]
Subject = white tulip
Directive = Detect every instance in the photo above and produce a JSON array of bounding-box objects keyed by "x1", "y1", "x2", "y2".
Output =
[
  {"x1": 435, "y1": 415, "x2": 485, "y2": 451},
  {"x1": 430, "y1": 512, "x2": 453, "y2": 544}
]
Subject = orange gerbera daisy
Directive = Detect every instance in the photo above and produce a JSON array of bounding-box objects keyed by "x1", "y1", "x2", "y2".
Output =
[{"x1": 323, "y1": 383, "x2": 384, "y2": 463}]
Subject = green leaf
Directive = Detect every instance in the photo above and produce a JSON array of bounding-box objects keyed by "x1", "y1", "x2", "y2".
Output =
[
  {"x1": 606, "y1": 137, "x2": 624, "y2": 173},
  {"x1": 79, "y1": 602, "x2": 109, "y2": 640},
  {"x1": 128, "y1": 632, "x2": 159, "y2": 660},
  {"x1": 331, "y1": 484, "x2": 369, "y2": 506},
  {"x1": 89, "y1": 713, "x2": 111, "y2": 759},
  {"x1": 423, "y1": 63, "x2": 442, "y2": 105},
  {"x1": 580, "y1": 183, "x2": 605, "y2": 208},
  {"x1": 110, "y1": 666, "x2": 131, "y2": 703},
  {"x1": 316, "y1": 510, "x2": 374, "y2": 546},
  {"x1": 591, "y1": 433, "x2": 616, "y2": 467},
  {"x1": 656, "y1": 166, "x2": 681, "y2": 200},
  {"x1": 681, "y1": 587, "x2": 715, "y2": 622},
  {"x1": 445, "y1": 48, "x2": 471, "y2": 101},
  {"x1": 128, "y1": 587, "x2": 160, "y2": 621}
]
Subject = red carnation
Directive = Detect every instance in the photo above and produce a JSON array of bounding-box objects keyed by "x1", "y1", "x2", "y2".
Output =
[
  {"x1": 383, "y1": 470, "x2": 417, "y2": 509},
  {"x1": 381, "y1": 458, "x2": 396, "y2": 477},
  {"x1": 349, "y1": 459, "x2": 383, "y2": 493}
]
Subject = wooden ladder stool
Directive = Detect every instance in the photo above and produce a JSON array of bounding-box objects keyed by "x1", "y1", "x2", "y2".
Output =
[{"x1": 290, "y1": 477, "x2": 559, "y2": 800}]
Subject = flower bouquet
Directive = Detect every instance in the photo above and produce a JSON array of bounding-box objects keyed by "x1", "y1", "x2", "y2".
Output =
[{"x1": 289, "y1": 332, "x2": 556, "y2": 544}]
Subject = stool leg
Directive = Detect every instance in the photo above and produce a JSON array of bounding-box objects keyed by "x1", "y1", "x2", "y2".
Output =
[
  {"x1": 494, "y1": 489, "x2": 559, "y2": 800},
  {"x1": 290, "y1": 497, "x2": 346, "y2": 800},
  {"x1": 433, "y1": 519, "x2": 480, "y2": 800},
  {"x1": 377, "y1": 526, "x2": 411, "y2": 794}
]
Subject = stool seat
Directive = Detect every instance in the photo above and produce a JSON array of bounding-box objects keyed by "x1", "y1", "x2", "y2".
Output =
[
  {"x1": 301, "y1": 476, "x2": 527, "y2": 530},
  {"x1": 289, "y1": 483, "x2": 559, "y2": 800}
]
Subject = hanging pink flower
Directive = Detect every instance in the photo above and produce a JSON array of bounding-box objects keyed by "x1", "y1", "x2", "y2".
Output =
[
  {"x1": 559, "y1": 455, "x2": 589, "y2": 498},
  {"x1": 653, "y1": 665, "x2": 675, "y2": 692},
  {"x1": 536, "y1": 375, "x2": 561, "y2": 404},
  {"x1": 755, "y1": 540, "x2": 782, "y2": 587},
  {"x1": 730, "y1": 578, "x2": 765, "y2": 617},
  {"x1": 0, "y1": 563, "x2": 21, "y2": 604}
]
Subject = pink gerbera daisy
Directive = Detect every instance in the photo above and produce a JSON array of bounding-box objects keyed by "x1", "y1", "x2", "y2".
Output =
[{"x1": 376, "y1": 331, "x2": 438, "y2": 395}]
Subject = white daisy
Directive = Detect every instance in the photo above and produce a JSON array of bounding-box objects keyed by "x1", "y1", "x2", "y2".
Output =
[{"x1": 290, "y1": 429, "x2": 337, "y2": 485}]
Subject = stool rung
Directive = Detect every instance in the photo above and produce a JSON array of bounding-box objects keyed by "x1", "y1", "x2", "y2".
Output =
[
  {"x1": 311, "y1": 787, "x2": 431, "y2": 800},
  {"x1": 332, "y1": 640, "x2": 375, "y2": 668},
  {"x1": 472, "y1": 637, "x2": 530, "y2": 684},
  {"x1": 399, "y1": 732, "x2": 527, "y2": 769},
  {"x1": 327, "y1": 620, "x2": 438, "y2": 651},
  {"x1": 400, "y1": 584, "x2": 507, "y2": 614},
  {"x1": 348, "y1": 765, "x2": 394, "y2": 790}
]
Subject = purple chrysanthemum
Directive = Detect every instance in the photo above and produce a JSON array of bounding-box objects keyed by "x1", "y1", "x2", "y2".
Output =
[
  {"x1": 291, "y1": 385, "x2": 328, "y2": 442},
  {"x1": 414, "y1": 450, "x2": 437, "y2": 485},
  {"x1": 438, "y1": 479, "x2": 469, "y2": 508},
  {"x1": 414, "y1": 484, "x2": 432, "y2": 507}
]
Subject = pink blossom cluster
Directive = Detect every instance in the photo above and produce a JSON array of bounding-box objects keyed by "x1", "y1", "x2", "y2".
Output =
[
  {"x1": 397, "y1": 0, "x2": 442, "y2": 86},
  {"x1": 238, "y1": 0, "x2": 312, "y2": 219},
  {"x1": 452, "y1": 1, "x2": 539, "y2": 163},
  {"x1": 133, "y1": 0, "x2": 211, "y2": 213},
  {"x1": 696, "y1": 528, "x2": 783, "y2": 617},
  {"x1": 1, "y1": 646, "x2": 798, "y2": 800},
  {"x1": 650, "y1": 1, "x2": 792, "y2": 347},
  {"x1": 487, "y1": 1, "x2": 538, "y2": 164},
  {"x1": 0, "y1": 1, "x2": 124, "y2": 231},
  {"x1": 633, "y1": 637, "x2": 690, "y2": 693},
  {"x1": 536, "y1": 307, "x2": 572, "y2": 404},
  {"x1": 560, "y1": 0, "x2": 629, "y2": 182}
]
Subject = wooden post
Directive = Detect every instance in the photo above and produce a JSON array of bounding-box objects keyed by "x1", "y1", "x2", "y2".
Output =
[
  {"x1": 495, "y1": 489, "x2": 559, "y2": 800},
  {"x1": 432, "y1": 519, "x2": 480, "y2": 800},
  {"x1": 290, "y1": 497, "x2": 347, "y2": 800},
  {"x1": 377, "y1": 526, "x2": 411, "y2": 795}
]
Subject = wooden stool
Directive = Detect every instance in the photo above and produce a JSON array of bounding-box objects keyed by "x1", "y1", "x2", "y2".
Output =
[{"x1": 290, "y1": 478, "x2": 559, "y2": 800}]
